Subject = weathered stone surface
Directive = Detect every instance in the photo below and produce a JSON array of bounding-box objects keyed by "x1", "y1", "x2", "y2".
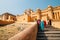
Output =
[
  {"x1": 8, "y1": 22, "x2": 37, "y2": 40},
  {"x1": 52, "y1": 21, "x2": 60, "y2": 28}
]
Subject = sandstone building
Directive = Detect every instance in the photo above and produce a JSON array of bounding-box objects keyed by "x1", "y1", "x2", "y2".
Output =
[
  {"x1": 0, "y1": 12, "x2": 16, "y2": 25},
  {"x1": 16, "y1": 5, "x2": 60, "y2": 23},
  {"x1": 0, "y1": 12, "x2": 16, "y2": 21},
  {"x1": 0, "y1": 5, "x2": 60, "y2": 25}
]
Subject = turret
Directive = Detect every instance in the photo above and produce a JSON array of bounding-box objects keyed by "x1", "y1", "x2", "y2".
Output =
[
  {"x1": 47, "y1": 5, "x2": 53, "y2": 20},
  {"x1": 36, "y1": 8, "x2": 41, "y2": 13},
  {"x1": 24, "y1": 9, "x2": 33, "y2": 15}
]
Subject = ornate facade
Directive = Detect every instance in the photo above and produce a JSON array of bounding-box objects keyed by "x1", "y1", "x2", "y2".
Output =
[
  {"x1": 16, "y1": 5, "x2": 60, "y2": 23},
  {"x1": 0, "y1": 12, "x2": 16, "y2": 25},
  {"x1": 0, "y1": 12, "x2": 16, "y2": 21},
  {"x1": 0, "y1": 5, "x2": 60, "y2": 24}
]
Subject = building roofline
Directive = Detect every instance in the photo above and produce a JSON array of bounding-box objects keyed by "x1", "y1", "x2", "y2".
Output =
[{"x1": 2, "y1": 12, "x2": 16, "y2": 17}]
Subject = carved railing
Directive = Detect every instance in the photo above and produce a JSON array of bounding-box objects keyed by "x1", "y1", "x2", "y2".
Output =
[{"x1": 8, "y1": 22, "x2": 38, "y2": 40}]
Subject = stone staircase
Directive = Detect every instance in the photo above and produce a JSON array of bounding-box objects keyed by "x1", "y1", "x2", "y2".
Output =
[{"x1": 36, "y1": 25, "x2": 60, "y2": 40}]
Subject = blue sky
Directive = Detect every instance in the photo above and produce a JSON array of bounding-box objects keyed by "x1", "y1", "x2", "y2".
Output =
[{"x1": 0, "y1": 0, "x2": 60, "y2": 15}]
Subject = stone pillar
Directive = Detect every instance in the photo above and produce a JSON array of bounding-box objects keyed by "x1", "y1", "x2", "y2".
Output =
[
  {"x1": 54, "y1": 13, "x2": 57, "y2": 20},
  {"x1": 8, "y1": 16, "x2": 11, "y2": 21},
  {"x1": 56, "y1": 13, "x2": 57, "y2": 20},
  {"x1": 58, "y1": 12, "x2": 60, "y2": 20},
  {"x1": 57, "y1": 13, "x2": 59, "y2": 20},
  {"x1": 47, "y1": 5, "x2": 53, "y2": 20},
  {"x1": 59, "y1": 13, "x2": 60, "y2": 19},
  {"x1": 36, "y1": 8, "x2": 41, "y2": 20},
  {"x1": 3, "y1": 15, "x2": 6, "y2": 21},
  {"x1": 54, "y1": 13, "x2": 55, "y2": 20}
]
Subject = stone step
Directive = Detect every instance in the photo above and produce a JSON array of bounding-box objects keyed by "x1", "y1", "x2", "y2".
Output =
[
  {"x1": 38, "y1": 30, "x2": 60, "y2": 32},
  {"x1": 37, "y1": 36, "x2": 60, "y2": 38},
  {"x1": 44, "y1": 29, "x2": 60, "y2": 31},
  {"x1": 44, "y1": 26, "x2": 60, "y2": 30},
  {"x1": 37, "y1": 39, "x2": 60, "y2": 40},
  {"x1": 37, "y1": 37, "x2": 60, "y2": 40},
  {"x1": 37, "y1": 26, "x2": 60, "y2": 40},
  {"x1": 38, "y1": 27, "x2": 60, "y2": 31},
  {"x1": 44, "y1": 28, "x2": 60, "y2": 31},
  {"x1": 37, "y1": 33, "x2": 60, "y2": 37},
  {"x1": 38, "y1": 31, "x2": 60, "y2": 34}
]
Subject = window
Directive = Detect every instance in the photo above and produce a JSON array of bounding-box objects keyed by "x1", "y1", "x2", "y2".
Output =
[
  {"x1": 53, "y1": 12, "x2": 55, "y2": 19},
  {"x1": 6, "y1": 17, "x2": 8, "y2": 19},
  {"x1": 13, "y1": 18, "x2": 15, "y2": 20}
]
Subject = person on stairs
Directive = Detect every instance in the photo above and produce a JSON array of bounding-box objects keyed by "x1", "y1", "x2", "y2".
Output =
[
  {"x1": 44, "y1": 20, "x2": 47, "y2": 28},
  {"x1": 37, "y1": 19, "x2": 41, "y2": 32},
  {"x1": 40, "y1": 20, "x2": 44, "y2": 31}
]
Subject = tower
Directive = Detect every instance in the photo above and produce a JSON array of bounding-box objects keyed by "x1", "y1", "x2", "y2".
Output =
[
  {"x1": 47, "y1": 5, "x2": 53, "y2": 20},
  {"x1": 36, "y1": 8, "x2": 41, "y2": 20}
]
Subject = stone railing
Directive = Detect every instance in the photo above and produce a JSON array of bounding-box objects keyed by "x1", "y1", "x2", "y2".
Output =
[
  {"x1": 52, "y1": 21, "x2": 60, "y2": 29},
  {"x1": 8, "y1": 22, "x2": 38, "y2": 40}
]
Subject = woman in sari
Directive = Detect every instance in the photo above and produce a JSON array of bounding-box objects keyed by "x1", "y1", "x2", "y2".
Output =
[
  {"x1": 40, "y1": 20, "x2": 44, "y2": 31},
  {"x1": 37, "y1": 19, "x2": 41, "y2": 32}
]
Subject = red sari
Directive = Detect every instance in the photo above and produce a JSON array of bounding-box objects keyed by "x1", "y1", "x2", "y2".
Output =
[{"x1": 44, "y1": 21, "x2": 46, "y2": 27}]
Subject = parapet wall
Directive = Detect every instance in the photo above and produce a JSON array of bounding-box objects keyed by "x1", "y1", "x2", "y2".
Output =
[
  {"x1": 0, "y1": 20, "x2": 15, "y2": 25},
  {"x1": 52, "y1": 21, "x2": 60, "y2": 29},
  {"x1": 8, "y1": 22, "x2": 38, "y2": 40}
]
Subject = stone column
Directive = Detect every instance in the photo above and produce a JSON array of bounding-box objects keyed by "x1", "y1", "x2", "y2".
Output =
[
  {"x1": 3, "y1": 15, "x2": 6, "y2": 21},
  {"x1": 59, "y1": 13, "x2": 60, "y2": 19},
  {"x1": 58, "y1": 12, "x2": 60, "y2": 20},
  {"x1": 56, "y1": 13, "x2": 57, "y2": 20},
  {"x1": 47, "y1": 5, "x2": 53, "y2": 20},
  {"x1": 36, "y1": 8, "x2": 41, "y2": 20},
  {"x1": 54, "y1": 13, "x2": 55, "y2": 20},
  {"x1": 57, "y1": 13, "x2": 59, "y2": 20},
  {"x1": 8, "y1": 16, "x2": 11, "y2": 21},
  {"x1": 54, "y1": 13, "x2": 57, "y2": 20}
]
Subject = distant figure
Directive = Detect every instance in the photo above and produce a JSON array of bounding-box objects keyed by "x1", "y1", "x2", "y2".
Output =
[
  {"x1": 40, "y1": 20, "x2": 44, "y2": 31},
  {"x1": 49, "y1": 20, "x2": 51, "y2": 25},
  {"x1": 44, "y1": 20, "x2": 47, "y2": 28},
  {"x1": 37, "y1": 19, "x2": 41, "y2": 31},
  {"x1": 48, "y1": 19, "x2": 52, "y2": 25},
  {"x1": 37, "y1": 20, "x2": 40, "y2": 25}
]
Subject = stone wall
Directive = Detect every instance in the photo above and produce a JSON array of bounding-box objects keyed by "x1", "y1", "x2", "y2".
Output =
[
  {"x1": 0, "y1": 20, "x2": 14, "y2": 25},
  {"x1": 16, "y1": 14, "x2": 29, "y2": 22},
  {"x1": 16, "y1": 6, "x2": 60, "y2": 23},
  {"x1": 52, "y1": 21, "x2": 60, "y2": 28},
  {"x1": 8, "y1": 22, "x2": 37, "y2": 40}
]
